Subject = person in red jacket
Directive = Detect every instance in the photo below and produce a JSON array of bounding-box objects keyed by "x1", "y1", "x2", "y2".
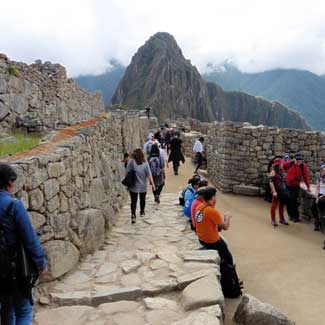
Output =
[{"x1": 282, "y1": 153, "x2": 311, "y2": 222}]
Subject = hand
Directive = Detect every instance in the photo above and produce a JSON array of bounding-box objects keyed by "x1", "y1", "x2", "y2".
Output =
[
  {"x1": 151, "y1": 184, "x2": 156, "y2": 191},
  {"x1": 40, "y1": 265, "x2": 48, "y2": 275},
  {"x1": 272, "y1": 192, "x2": 277, "y2": 197}
]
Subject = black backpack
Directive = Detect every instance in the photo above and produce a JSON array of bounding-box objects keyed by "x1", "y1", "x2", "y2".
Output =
[
  {"x1": 220, "y1": 260, "x2": 243, "y2": 298},
  {"x1": 0, "y1": 201, "x2": 18, "y2": 281}
]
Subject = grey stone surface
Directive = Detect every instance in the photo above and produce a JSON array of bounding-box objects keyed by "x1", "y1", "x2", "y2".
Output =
[
  {"x1": 181, "y1": 274, "x2": 224, "y2": 311},
  {"x1": 233, "y1": 294, "x2": 295, "y2": 325}
]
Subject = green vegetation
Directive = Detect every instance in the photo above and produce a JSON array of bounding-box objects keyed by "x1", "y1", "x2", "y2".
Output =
[
  {"x1": 0, "y1": 132, "x2": 41, "y2": 157},
  {"x1": 8, "y1": 64, "x2": 20, "y2": 77}
]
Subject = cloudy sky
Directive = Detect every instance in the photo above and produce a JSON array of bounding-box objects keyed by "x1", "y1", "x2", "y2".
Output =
[{"x1": 1, "y1": 0, "x2": 325, "y2": 77}]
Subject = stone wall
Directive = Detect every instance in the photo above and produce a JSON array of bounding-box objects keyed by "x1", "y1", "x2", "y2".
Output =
[
  {"x1": 0, "y1": 53, "x2": 104, "y2": 133},
  {"x1": 3, "y1": 112, "x2": 148, "y2": 280},
  {"x1": 206, "y1": 121, "x2": 325, "y2": 193}
]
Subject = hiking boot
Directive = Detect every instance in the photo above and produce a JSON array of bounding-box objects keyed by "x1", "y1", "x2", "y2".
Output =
[
  {"x1": 140, "y1": 211, "x2": 145, "y2": 217},
  {"x1": 271, "y1": 220, "x2": 278, "y2": 227},
  {"x1": 154, "y1": 195, "x2": 160, "y2": 204},
  {"x1": 131, "y1": 214, "x2": 136, "y2": 224},
  {"x1": 279, "y1": 219, "x2": 289, "y2": 225}
]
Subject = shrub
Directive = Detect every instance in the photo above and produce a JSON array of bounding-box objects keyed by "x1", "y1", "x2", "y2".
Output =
[{"x1": 8, "y1": 64, "x2": 19, "y2": 77}]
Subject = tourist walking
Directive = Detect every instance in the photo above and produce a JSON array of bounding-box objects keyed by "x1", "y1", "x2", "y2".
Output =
[
  {"x1": 0, "y1": 164, "x2": 47, "y2": 325},
  {"x1": 193, "y1": 137, "x2": 207, "y2": 173},
  {"x1": 312, "y1": 164, "x2": 325, "y2": 231},
  {"x1": 195, "y1": 187, "x2": 234, "y2": 265},
  {"x1": 269, "y1": 158, "x2": 289, "y2": 227},
  {"x1": 282, "y1": 153, "x2": 311, "y2": 222},
  {"x1": 126, "y1": 149, "x2": 155, "y2": 223},
  {"x1": 148, "y1": 144, "x2": 165, "y2": 204},
  {"x1": 168, "y1": 132, "x2": 185, "y2": 175},
  {"x1": 143, "y1": 133, "x2": 158, "y2": 157}
]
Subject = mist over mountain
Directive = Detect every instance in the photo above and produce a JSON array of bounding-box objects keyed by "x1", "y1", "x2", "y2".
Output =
[
  {"x1": 111, "y1": 32, "x2": 308, "y2": 130},
  {"x1": 74, "y1": 60, "x2": 125, "y2": 106},
  {"x1": 203, "y1": 63, "x2": 325, "y2": 130}
]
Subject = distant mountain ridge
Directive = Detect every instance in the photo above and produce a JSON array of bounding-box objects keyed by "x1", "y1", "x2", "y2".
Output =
[
  {"x1": 111, "y1": 32, "x2": 309, "y2": 130},
  {"x1": 203, "y1": 63, "x2": 325, "y2": 130},
  {"x1": 74, "y1": 60, "x2": 125, "y2": 106}
]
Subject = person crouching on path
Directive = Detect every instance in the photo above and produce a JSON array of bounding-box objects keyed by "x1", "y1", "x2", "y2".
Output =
[
  {"x1": 0, "y1": 164, "x2": 48, "y2": 324},
  {"x1": 269, "y1": 158, "x2": 289, "y2": 227},
  {"x1": 148, "y1": 144, "x2": 165, "y2": 204},
  {"x1": 282, "y1": 153, "x2": 311, "y2": 222},
  {"x1": 126, "y1": 149, "x2": 155, "y2": 224},
  {"x1": 195, "y1": 187, "x2": 234, "y2": 265}
]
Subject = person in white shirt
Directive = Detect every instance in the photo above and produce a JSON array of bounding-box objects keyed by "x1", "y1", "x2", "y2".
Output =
[{"x1": 193, "y1": 137, "x2": 207, "y2": 173}]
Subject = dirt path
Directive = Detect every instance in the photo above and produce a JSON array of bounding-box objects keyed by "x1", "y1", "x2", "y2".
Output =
[{"x1": 166, "y1": 158, "x2": 325, "y2": 324}]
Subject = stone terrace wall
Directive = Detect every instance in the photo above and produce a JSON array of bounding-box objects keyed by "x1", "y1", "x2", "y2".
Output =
[
  {"x1": 0, "y1": 53, "x2": 104, "y2": 133},
  {"x1": 207, "y1": 121, "x2": 325, "y2": 193},
  {"x1": 3, "y1": 113, "x2": 148, "y2": 281}
]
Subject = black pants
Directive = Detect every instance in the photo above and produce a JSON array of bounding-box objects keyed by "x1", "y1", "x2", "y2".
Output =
[
  {"x1": 129, "y1": 191, "x2": 146, "y2": 215},
  {"x1": 153, "y1": 184, "x2": 164, "y2": 197},
  {"x1": 195, "y1": 152, "x2": 207, "y2": 172},
  {"x1": 312, "y1": 195, "x2": 325, "y2": 228},
  {"x1": 199, "y1": 238, "x2": 234, "y2": 265},
  {"x1": 173, "y1": 161, "x2": 180, "y2": 174},
  {"x1": 287, "y1": 186, "x2": 300, "y2": 220}
]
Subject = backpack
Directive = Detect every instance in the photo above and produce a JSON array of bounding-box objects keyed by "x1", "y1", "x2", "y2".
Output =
[
  {"x1": 0, "y1": 201, "x2": 17, "y2": 282},
  {"x1": 183, "y1": 192, "x2": 197, "y2": 219},
  {"x1": 179, "y1": 186, "x2": 195, "y2": 206},
  {"x1": 146, "y1": 141, "x2": 154, "y2": 156},
  {"x1": 149, "y1": 157, "x2": 162, "y2": 177},
  {"x1": 220, "y1": 260, "x2": 243, "y2": 298}
]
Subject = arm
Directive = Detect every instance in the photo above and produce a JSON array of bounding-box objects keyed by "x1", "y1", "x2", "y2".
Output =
[
  {"x1": 315, "y1": 180, "x2": 320, "y2": 202},
  {"x1": 303, "y1": 164, "x2": 311, "y2": 190},
  {"x1": 14, "y1": 201, "x2": 47, "y2": 272},
  {"x1": 220, "y1": 213, "x2": 231, "y2": 230},
  {"x1": 269, "y1": 179, "x2": 277, "y2": 197}
]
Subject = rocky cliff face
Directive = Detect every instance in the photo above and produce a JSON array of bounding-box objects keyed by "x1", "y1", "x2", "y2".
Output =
[
  {"x1": 0, "y1": 54, "x2": 104, "y2": 133},
  {"x1": 111, "y1": 33, "x2": 309, "y2": 130}
]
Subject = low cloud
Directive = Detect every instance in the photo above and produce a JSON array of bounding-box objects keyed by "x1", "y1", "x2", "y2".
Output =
[{"x1": 1, "y1": 0, "x2": 325, "y2": 77}]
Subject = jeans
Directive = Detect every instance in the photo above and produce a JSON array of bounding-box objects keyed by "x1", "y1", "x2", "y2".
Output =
[
  {"x1": 129, "y1": 191, "x2": 146, "y2": 215},
  {"x1": 287, "y1": 186, "x2": 300, "y2": 220},
  {"x1": 195, "y1": 152, "x2": 207, "y2": 172},
  {"x1": 153, "y1": 184, "x2": 164, "y2": 198},
  {"x1": 199, "y1": 237, "x2": 234, "y2": 265},
  {"x1": 1, "y1": 291, "x2": 33, "y2": 325}
]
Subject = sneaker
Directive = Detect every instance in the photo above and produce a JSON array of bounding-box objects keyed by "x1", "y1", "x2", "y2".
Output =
[
  {"x1": 131, "y1": 214, "x2": 136, "y2": 224},
  {"x1": 140, "y1": 211, "x2": 145, "y2": 217},
  {"x1": 279, "y1": 219, "x2": 289, "y2": 225},
  {"x1": 272, "y1": 220, "x2": 278, "y2": 227}
]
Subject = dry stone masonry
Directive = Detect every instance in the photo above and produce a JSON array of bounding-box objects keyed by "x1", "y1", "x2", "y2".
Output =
[
  {"x1": 2, "y1": 112, "x2": 148, "y2": 280},
  {"x1": 0, "y1": 53, "x2": 104, "y2": 133}
]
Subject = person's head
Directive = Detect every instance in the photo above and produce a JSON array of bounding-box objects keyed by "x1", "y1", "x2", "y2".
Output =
[
  {"x1": 282, "y1": 154, "x2": 290, "y2": 162},
  {"x1": 132, "y1": 148, "x2": 145, "y2": 165},
  {"x1": 147, "y1": 132, "x2": 154, "y2": 141},
  {"x1": 272, "y1": 158, "x2": 283, "y2": 173},
  {"x1": 294, "y1": 153, "x2": 303, "y2": 165},
  {"x1": 197, "y1": 186, "x2": 208, "y2": 198},
  {"x1": 198, "y1": 179, "x2": 208, "y2": 188},
  {"x1": 202, "y1": 187, "x2": 217, "y2": 207},
  {"x1": 123, "y1": 152, "x2": 129, "y2": 161},
  {"x1": 190, "y1": 177, "x2": 200, "y2": 190},
  {"x1": 199, "y1": 137, "x2": 204, "y2": 143},
  {"x1": 0, "y1": 164, "x2": 17, "y2": 193},
  {"x1": 150, "y1": 143, "x2": 160, "y2": 157}
]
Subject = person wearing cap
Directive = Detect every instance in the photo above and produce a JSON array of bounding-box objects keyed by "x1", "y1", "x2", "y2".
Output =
[
  {"x1": 312, "y1": 164, "x2": 325, "y2": 231},
  {"x1": 195, "y1": 187, "x2": 234, "y2": 265},
  {"x1": 282, "y1": 153, "x2": 311, "y2": 222},
  {"x1": 269, "y1": 158, "x2": 289, "y2": 227}
]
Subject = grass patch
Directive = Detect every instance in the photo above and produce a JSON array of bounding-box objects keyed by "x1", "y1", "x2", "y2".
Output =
[
  {"x1": 8, "y1": 64, "x2": 19, "y2": 77},
  {"x1": 0, "y1": 132, "x2": 42, "y2": 158}
]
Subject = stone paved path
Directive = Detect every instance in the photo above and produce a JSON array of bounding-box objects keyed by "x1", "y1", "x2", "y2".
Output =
[{"x1": 35, "y1": 191, "x2": 224, "y2": 324}]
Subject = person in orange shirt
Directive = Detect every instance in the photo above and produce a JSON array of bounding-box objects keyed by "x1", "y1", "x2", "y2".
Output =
[{"x1": 195, "y1": 187, "x2": 233, "y2": 265}]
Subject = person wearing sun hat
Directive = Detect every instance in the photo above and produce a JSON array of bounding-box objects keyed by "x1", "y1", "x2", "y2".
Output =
[
  {"x1": 282, "y1": 153, "x2": 311, "y2": 222},
  {"x1": 269, "y1": 158, "x2": 289, "y2": 227}
]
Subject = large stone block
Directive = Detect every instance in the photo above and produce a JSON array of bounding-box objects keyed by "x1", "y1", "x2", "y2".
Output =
[
  {"x1": 233, "y1": 185, "x2": 260, "y2": 196},
  {"x1": 89, "y1": 178, "x2": 105, "y2": 208},
  {"x1": 43, "y1": 240, "x2": 79, "y2": 280},
  {"x1": 43, "y1": 179, "x2": 60, "y2": 200},
  {"x1": 77, "y1": 209, "x2": 105, "y2": 254},
  {"x1": 233, "y1": 294, "x2": 295, "y2": 325}
]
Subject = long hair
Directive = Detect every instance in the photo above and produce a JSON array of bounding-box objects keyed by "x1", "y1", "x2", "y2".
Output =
[
  {"x1": 150, "y1": 144, "x2": 160, "y2": 158},
  {"x1": 132, "y1": 148, "x2": 145, "y2": 165},
  {"x1": 273, "y1": 164, "x2": 283, "y2": 175}
]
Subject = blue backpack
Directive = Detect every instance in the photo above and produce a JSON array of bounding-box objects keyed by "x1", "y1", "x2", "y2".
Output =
[{"x1": 183, "y1": 192, "x2": 197, "y2": 219}]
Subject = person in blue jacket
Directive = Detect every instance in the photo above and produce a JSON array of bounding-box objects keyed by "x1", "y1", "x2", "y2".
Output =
[{"x1": 0, "y1": 163, "x2": 47, "y2": 325}]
